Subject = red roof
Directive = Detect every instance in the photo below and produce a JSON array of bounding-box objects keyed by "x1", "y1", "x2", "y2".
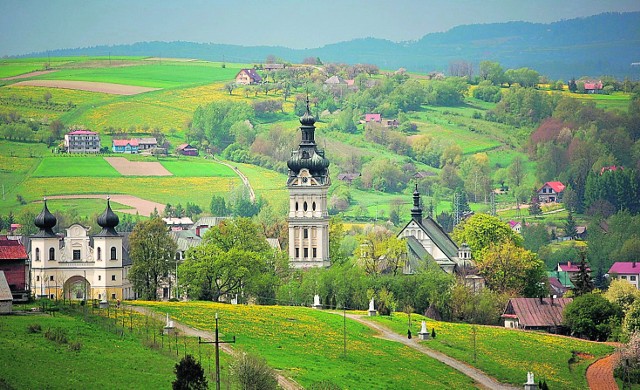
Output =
[
  {"x1": 609, "y1": 262, "x2": 640, "y2": 275},
  {"x1": 177, "y1": 143, "x2": 196, "y2": 151},
  {"x1": 113, "y1": 139, "x2": 139, "y2": 147},
  {"x1": 67, "y1": 130, "x2": 97, "y2": 135},
  {"x1": 540, "y1": 181, "x2": 565, "y2": 193},
  {"x1": 0, "y1": 237, "x2": 28, "y2": 260},
  {"x1": 584, "y1": 81, "x2": 603, "y2": 90},
  {"x1": 365, "y1": 114, "x2": 381, "y2": 122},
  {"x1": 558, "y1": 261, "x2": 590, "y2": 273},
  {"x1": 600, "y1": 165, "x2": 623, "y2": 175},
  {"x1": 502, "y1": 297, "x2": 572, "y2": 327}
]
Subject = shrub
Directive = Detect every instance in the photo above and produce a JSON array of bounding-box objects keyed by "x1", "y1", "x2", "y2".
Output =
[
  {"x1": 68, "y1": 341, "x2": 82, "y2": 352},
  {"x1": 431, "y1": 328, "x2": 436, "y2": 338},
  {"x1": 44, "y1": 327, "x2": 68, "y2": 344},
  {"x1": 26, "y1": 323, "x2": 42, "y2": 334},
  {"x1": 232, "y1": 353, "x2": 277, "y2": 390},
  {"x1": 173, "y1": 354, "x2": 208, "y2": 390}
]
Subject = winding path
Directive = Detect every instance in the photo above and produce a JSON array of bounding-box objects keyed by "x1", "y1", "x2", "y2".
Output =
[
  {"x1": 128, "y1": 306, "x2": 301, "y2": 390},
  {"x1": 343, "y1": 314, "x2": 518, "y2": 390},
  {"x1": 586, "y1": 348, "x2": 620, "y2": 390},
  {"x1": 214, "y1": 157, "x2": 255, "y2": 202}
]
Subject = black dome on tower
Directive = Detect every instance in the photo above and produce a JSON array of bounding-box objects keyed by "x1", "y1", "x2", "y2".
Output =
[
  {"x1": 33, "y1": 199, "x2": 57, "y2": 237},
  {"x1": 95, "y1": 198, "x2": 120, "y2": 236},
  {"x1": 287, "y1": 98, "x2": 330, "y2": 184}
]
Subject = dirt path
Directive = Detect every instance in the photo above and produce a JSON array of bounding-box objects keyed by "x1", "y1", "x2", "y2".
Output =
[
  {"x1": 586, "y1": 348, "x2": 620, "y2": 390},
  {"x1": 104, "y1": 157, "x2": 172, "y2": 176},
  {"x1": 128, "y1": 306, "x2": 302, "y2": 390},
  {"x1": 214, "y1": 158, "x2": 255, "y2": 202},
  {"x1": 44, "y1": 194, "x2": 165, "y2": 217},
  {"x1": 343, "y1": 314, "x2": 518, "y2": 390}
]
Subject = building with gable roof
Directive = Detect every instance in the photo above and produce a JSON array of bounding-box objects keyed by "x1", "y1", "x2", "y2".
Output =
[
  {"x1": 609, "y1": 262, "x2": 640, "y2": 289},
  {"x1": 0, "y1": 236, "x2": 29, "y2": 301},
  {"x1": 501, "y1": 297, "x2": 572, "y2": 331},
  {"x1": 112, "y1": 139, "x2": 140, "y2": 153},
  {"x1": 286, "y1": 100, "x2": 331, "y2": 268},
  {"x1": 235, "y1": 69, "x2": 263, "y2": 85},
  {"x1": 537, "y1": 181, "x2": 565, "y2": 203},
  {"x1": 29, "y1": 198, "x2": 133, "y2": 301},
  {"x1": 64, "y1": 129, "x2": 101, "y2": 153}
]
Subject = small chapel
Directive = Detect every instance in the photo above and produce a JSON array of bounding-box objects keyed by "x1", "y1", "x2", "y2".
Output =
[
  {"x1": 286, "y1": 101, "x2": 331, "y2": 268},
  {"x1": 29, "y1": 198, "x2": 134, "y2": 301}
]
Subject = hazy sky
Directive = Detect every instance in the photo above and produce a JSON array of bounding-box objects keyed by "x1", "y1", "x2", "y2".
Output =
[{"x1": 1, "y1": 0, "x2": 639, "y2": 56}]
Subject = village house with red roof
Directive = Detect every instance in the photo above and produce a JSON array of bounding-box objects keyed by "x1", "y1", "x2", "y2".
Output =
[
  {"x1": 64, "y1": 129, "x2": 101, "y2": 153},
  {"x1": 608, "y1": 262, "x2": 640, "y2": 289},
  {"x1": 501, "y1": 297, "x2": 572, "y2": 332},
  {"x1": 537, "y1": 181, "x2": 565, "y2": 203},
  {"x1": 0, "y1": 236, "x2": 29, "y2": 302},
  {"x1": 583, "y1": 80, "x2": 603, "y2": 94}
]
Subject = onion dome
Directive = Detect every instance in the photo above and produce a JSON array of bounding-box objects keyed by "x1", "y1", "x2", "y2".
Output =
[
  {"x1": 96, "y1": 198, "x2": 120, "y2": 236},
  {"x1": 411, "y1": 183, "x2": 423, "y2": 222},
  {"x1": 34, "y1": 199, "x2": 57, "y2": 237},
  {"x1": 309, "y1": 151, "x2": 330, "y2": 173},
  {"x1": 300, "y1": 108, "x2": 316, "y2": 127}
]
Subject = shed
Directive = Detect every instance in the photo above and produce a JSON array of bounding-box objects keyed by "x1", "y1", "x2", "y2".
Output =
[
  {"x1": 0, "y1": 271, "x2": 12, "y2": 314},
  {"x1": 501, "y1": 297, "x2": 572, "y2": 332}
]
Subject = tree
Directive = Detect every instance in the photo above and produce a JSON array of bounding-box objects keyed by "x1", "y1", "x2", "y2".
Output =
[
  {"x1": 128, "y1": 218, "x2": 177, "y2": 300},
  {"x1": 508, "y1": 156, "x2": 525, "y2": 188},
  {"x1": 476, "y1": 241, "x2": 547, "y2": 296},
  {"x1": 224, "y1": 82, "x2": 236, "y2": 95},
  {"x1": 564, "y1": 210, "x2": 578, "y2": 239},
  {"x1": 529, "y1": 195, "x2": 542, "y2": 217},
  {"x1": 563, "y1": 293, "x2": 621, "y2": 341},
  {"x1": 604, "y1": 278, "x2": 640, "y2": 313},
  {"x1": 522, "y1": 223, "x2": 548, "y2": 253},
  {"x1": 571, "y1": 253, "x2": 594, "y2": 297},
  {"x1": 172, "y1": 355, "x2": 208, "y2": 390},
  {"x1": 232, "y1": 353, "x2": 277, "y2": 390},
  {"x1": 210, "y1": 195, "x2": 229, "y2": 216},
  {"x1": 452, "y1": 213, "x2": 522, "y2": 257},
  {"x1": 190, "y1": 101, "x2": 254, "y2": 152},
  {"x1": 478, "y1": 61, "x2": 505, "y2": 85}
]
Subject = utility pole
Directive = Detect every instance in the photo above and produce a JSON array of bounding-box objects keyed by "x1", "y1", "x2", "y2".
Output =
[{"x1": 199, "y1": 313, "x2": 235, "y2": 390}]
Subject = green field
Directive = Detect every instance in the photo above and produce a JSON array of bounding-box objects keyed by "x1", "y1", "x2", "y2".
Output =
[
  {"x1": 133, "y1": 301, "x2": 476, "y2": 389},
  {"x1": 370, "y1": 313, "x2": 614, "y2": 390},
  {"x1": 160, "y1": 158, "x2": 237, "y2": 177},
  {"x1": 32, "y1": 156, "x2": 121, "y2": 177}
]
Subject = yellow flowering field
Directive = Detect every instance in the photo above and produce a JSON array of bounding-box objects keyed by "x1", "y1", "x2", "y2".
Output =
[
  {"x1": 370, "y1": 313, "x2": 614, "y2": 389},
  {"x1": 132, "y1": 301, "x2": 477, "y2": 389}
]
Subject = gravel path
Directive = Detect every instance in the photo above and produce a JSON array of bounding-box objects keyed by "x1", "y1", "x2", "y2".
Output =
[
  {"x1": 344, "y1": 314, "x2": 519, "y2": 390},
  {"x1": 128, "y1": 306, "x2": 302, "y2": 390},
  {"x1": 586, "y1": 349, "x2": 620, "y2": 390},
  {"x1": 214, "y1": 158, "x2": 255, "y2": 202}
]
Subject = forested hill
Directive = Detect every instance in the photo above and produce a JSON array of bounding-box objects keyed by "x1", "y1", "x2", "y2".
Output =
[{"x1": 23, "y1": 12, "x2": 640, "y2": 79}]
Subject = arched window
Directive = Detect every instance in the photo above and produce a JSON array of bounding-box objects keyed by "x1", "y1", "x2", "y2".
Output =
[
  {"x1": 35, "y1": 248, "x2": 40, "y2": 261},
  {"x1": 295, "y1": 202, "x2": 299, "y2": 211},
  {"x1": 48, "y1": 248, "x2": 55, "y2": 261},
  {"x1": 303, "y1": 202, "x2": 308, "y2": 211},
  {"x1": 312, "y1": 202, "x2": 316, "y2": 211},
  {"x1": 110, "y1": 247, "x2": 117, "y2": 260},
  {"x1": 97, "y1": 247, "x2": 101, "y2": 260}
]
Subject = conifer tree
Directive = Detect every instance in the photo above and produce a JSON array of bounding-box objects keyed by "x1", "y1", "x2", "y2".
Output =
[{"x1": 572, "y1": 253, "x2": 594, "y2": 297}]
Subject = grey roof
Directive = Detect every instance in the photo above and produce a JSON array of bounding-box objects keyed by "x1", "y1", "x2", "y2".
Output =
[
  {"x1": 170, "y1": 230, "x2": 202, "y2": 252},
  {"x1": 0, "y1": 271, "x2": 12, "y2": 301},
  {"x1": 192, "y1": 216, "x2": 228, "y2": 227},
  {"x1": 400, "y1": 216, "x2": 459, "y2": 261}
]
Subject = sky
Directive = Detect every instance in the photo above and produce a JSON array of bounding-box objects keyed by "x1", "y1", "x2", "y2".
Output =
[{"x1": 1, "y1": 0, "x2": 640, "y2": 57}]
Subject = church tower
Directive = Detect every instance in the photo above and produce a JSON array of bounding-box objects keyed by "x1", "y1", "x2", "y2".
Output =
[{"x1": 286, "y1": 100, "x2": 330, "y2": 268}]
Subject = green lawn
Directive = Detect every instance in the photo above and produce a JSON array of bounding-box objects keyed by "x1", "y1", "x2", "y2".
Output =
[
  {"x1": 32, "y1": 156, "x2": 121, "y2": 177},
  {"x1": 0, "y1": 312, "x2": 176, "y2": 389},
  {"x1": 132, "y1": 301, "x2": 477, "y2": 389},
  {"x1": 369, "y1": 312, "x2": 614, "y2": 390},
  {"x1": 159, "y1": 158, "x2": 237, "y2": 177}
]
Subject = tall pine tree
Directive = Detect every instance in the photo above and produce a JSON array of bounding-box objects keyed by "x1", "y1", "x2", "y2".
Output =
[{"x1": 571, "y1": 253, "x2": 594, "y2": 297}]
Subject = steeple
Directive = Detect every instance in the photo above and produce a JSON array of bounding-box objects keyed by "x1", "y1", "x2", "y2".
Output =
[
  {"x1": 33, "y1": 198, "x2": 57, "y2": 237},
  {"x1": 411, "y1": 183, "x2": 423, "y2": 223},
  {"x1": 95, "y1": 197, "x2": 120, "y2": 236}
]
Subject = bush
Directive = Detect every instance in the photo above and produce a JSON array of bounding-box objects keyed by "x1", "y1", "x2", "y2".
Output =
[
  {"x1": 68, "y1": 341, "x2": 82, "y2": 352},
  {"x1": 26, "y1": 323, "x2": 42, "y2": 334},
  {"x1": 44, "y1": 327, "x2": 68, "y2": 344},
  {"x1": 172, "y1": 354, "x2": 208, "y2": 390},
  {"x1": 232, "y1": 353, "x2": 277, "y2": 390}
]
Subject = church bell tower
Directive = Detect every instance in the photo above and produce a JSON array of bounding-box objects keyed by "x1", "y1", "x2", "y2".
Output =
[{"x1": 286, "y1": 100, "x2": 330, "y2": 268}]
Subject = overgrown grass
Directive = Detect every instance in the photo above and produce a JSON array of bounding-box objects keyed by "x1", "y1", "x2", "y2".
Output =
[
  {"x1": 132, "y1": 301, "x2": 477, "y2": 389},
  {"x1": 369, "y1": 312, "x2": 614, "y2": 390}
]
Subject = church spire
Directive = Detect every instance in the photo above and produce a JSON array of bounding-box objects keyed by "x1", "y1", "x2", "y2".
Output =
[
  {"x1": 33, "y1": 198, "x2": 57, "y2": 237},
  {"x1": 411, "y1": 183, "x2": 423, "y2": 222}
]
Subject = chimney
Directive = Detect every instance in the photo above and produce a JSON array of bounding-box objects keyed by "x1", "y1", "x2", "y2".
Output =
[
  {"x1": 567, "y1": 261, "x2": 571, "y2": 268},
  {"x1": 634, "y1": 262, "x2": 636, "y2": 268}
]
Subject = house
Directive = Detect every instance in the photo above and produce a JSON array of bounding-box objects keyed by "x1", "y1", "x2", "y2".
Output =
[
  {"x1": 162, "y1": 217, "x2": 194, "y2": 231},
  {"x1": 337, "y1": 172, "x2": 360, "y2": 185},
  {"x1": 583, "y1": 80, "x2": 603, "y2": 94},
  {"x1": 0, "y1": 271, "x2": 12, "y2": 314},
  {"x1": 235, "y1": 69, "x2": 262, "y2": 85},
  {"x1": 413, "y1": 171, "x2": 437, "y2": 179},
  {"x1": 177, "y1": 143, "x2": 198, "y2": 156},
  {"x1": 501, "y1": 297, "x2": 572, "y2": 332},
  {"x1": 64, "y1": 130, "x2": 101, "y2": 153},
  {"x1": 537, "y1": 181, "x2": 565, "y2": 203},
  {"x1": 0, "y1": 236, "x2": 29, "y2": 301},
  {"x1": 136, "y1": 137, "x2": 158, "y2": 151},
  {"x1": 29, "y1": 199, "x2": 134, "y2": 301},
  {"x1": 191, "y1": 216, "x2": 228, "y2": 238},
  {"x1": 383, "y1": 119, "x2": 399, "y2": 128},
  {"x1": 608, "y1": 262, "x2": 640, "y2": 289},
  {"x1": 398, "y1": 185, "x2": 479, "y2": 282},
  {"x1": 364, "y1": 113, "x2": 382, "y2": 123},
  {"x1": 509, "y1": 220, "x2": 522, "y2": 234},
  {"x1": 263, "y1": 63, "x2": 285, "y2": 71},
  {"x1": 112, "y1": 139, "x2": 140, "y2": 154},
  {"x1": 324, "y1": 75, "x2": 346, "y2": 85},
  {"x1": 548, "y1": 277, "x2": 570, "y2": 297},
  {"x1": 575, "y1": 226, "x2": 587, "y2": 240}
]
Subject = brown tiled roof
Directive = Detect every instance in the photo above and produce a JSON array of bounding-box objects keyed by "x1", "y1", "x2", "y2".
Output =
[{"x1": 502, "y1": 297, "x2": 572, "y2": 328}]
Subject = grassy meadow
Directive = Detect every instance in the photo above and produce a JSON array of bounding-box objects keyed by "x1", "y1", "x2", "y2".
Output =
[
  {"x1": 132, "y1": 301, "x2": 477, "y2": 389},
  {"x1": 370, "y1": 312, "x2": 614, "y2": 390}
]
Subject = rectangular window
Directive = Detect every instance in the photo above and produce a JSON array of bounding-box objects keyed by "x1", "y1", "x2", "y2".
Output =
[
  {"x1": 36, "y1": 276, "x2": 40, "y2": 281},
  {"x1": 313, "y1": 248, "x2": 317, "y2": 258},
  {"x1": 111, "y1": 275, "x2": 116, "y2": 281},
  {"x1": 295, "y1": 248, "x2": 299, "y2": 258},
  {"x1": 73, "y1": 250, "x2": 81, "y2": 260},
  {"x1": 98, "y1": 275, "x2": 101, "y2": 281},
  {"x1": 622, "y1": 275, "x2": 628, "y2": 280},
  {"x1": 303, "y1": 229, "x2": 308, "y2": 239},
  {"x1": 304, "y1": 248, "x2": 309, "y2": 258},
  {"x1": 632, "y1": 276, "x2": 637, "y2": 281},
  {"x1": 111, "y1": 294, "x2": 116, "y2": 300},
  {"x1": 49, "y1": 275, "x2": 54, "y2": 281}
]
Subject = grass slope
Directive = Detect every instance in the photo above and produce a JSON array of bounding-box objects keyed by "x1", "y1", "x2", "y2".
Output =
[{"x1": 132, "y1": 301, "x2": 477, "y2": 389}]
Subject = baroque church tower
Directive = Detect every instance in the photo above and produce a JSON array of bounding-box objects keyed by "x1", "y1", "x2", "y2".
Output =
[{"x1": 286, "y1": 101, "x2": 330, "y2": 268}]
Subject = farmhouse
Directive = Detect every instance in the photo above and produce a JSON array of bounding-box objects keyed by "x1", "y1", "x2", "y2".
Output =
[
  {"x1": 364, "y1": 113, "x2": 382, "y2": 123},
  {"x1": 537, "y1": 181, "x2": 565, "y2": 203},
  {"x1": 608, "y1": 262, "x2": 640, "y2": 289},
  {"x1": 501, "y1": 297, "x2": 572, "y2": 332},
  {"x1": 29, "y1": 199, "x2": 134, "y2": 301},
  {"x1": 112, "y1": 139, "x2": 140, "y2": 153},
  {"x1": 557, "y1": 261, "x2": 590, "y2": 279},
  {"x1": 583, "y1": 80, "x2": 603, "y2": 94},
  {"x1": 177, "y1": 143, "x2": 198, "y2": 156},
  {"x1": 137, "y1": 137, "x2": 158, "y2": 151},
  {"x1": 64, "y1": 130, "x2": 100, "y2": 153},
  {"x1": 509, "y1": 220, "x2": 522, "y2": 234},
  {"x1": 0, "y1": 236, "x2": 29, "y2": 301},
  {"x1": 235, "y1": 69, "x2": 262, "y2": 85}
]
